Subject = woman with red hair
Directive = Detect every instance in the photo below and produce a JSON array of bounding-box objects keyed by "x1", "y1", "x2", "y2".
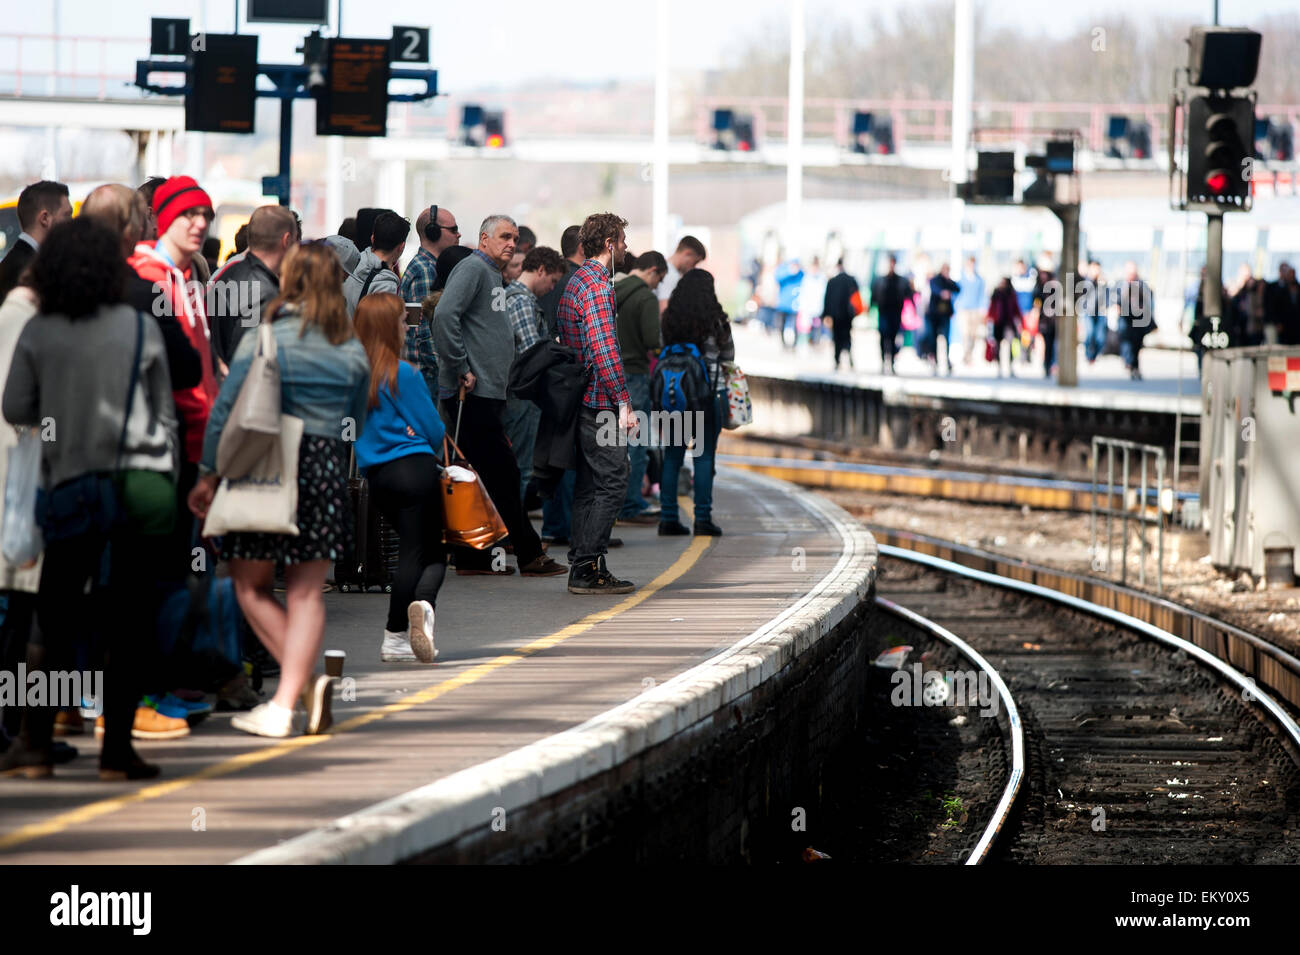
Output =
[{"x1": 353, "y1": 293, "x2": 446, "y2": 664}]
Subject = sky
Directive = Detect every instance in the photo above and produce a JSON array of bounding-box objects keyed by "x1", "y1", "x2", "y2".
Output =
[{"x1": 3, "y1": 0, "x2": 1297, "y2": 92}]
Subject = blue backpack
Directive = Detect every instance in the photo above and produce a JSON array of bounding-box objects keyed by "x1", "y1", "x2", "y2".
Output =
[{"x1": 652, "y1": 343, "x2": 711, "y2": 415}]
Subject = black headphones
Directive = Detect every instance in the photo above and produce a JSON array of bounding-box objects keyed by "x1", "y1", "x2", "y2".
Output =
[{"x1": 424, "y1": 204, "x2": 440, "y2": 243}]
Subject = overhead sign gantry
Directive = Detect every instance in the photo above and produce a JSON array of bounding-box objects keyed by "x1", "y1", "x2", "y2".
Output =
[{"x1": 134, "y1": 14, "x2": 438, "y2": 206}]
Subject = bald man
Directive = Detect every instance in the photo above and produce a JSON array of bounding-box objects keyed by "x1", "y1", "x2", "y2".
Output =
[{"x1": 209, "y1": 204, "x2": 296, "y2": 371}]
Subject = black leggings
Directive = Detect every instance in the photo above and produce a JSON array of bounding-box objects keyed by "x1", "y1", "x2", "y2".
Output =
[{"x1": 368, "y1": 454, "x2": 447, "y2": 633}]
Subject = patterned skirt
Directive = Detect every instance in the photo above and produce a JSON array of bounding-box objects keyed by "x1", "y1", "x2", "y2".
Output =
[{"x1": 220, "y1": 435, "x2": 352, "y2": 565}]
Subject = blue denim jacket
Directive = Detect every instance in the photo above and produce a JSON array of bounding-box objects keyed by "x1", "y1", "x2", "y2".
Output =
[{"x1": 200, "y1": 304, "x2": 371, "y2": 474}]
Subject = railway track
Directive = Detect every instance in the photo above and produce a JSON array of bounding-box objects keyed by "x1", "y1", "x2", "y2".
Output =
[{"x1": 875, "y1": 546, "x2": 1300, "y2": 865}]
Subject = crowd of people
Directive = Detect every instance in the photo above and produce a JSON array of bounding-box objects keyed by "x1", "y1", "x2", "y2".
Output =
[
  {"x1": 760, "y1": 249, "x2": 1300, "y2": 381},
  {"x1": 0, "y1": 174, "x2": 735, "y2": 772}
]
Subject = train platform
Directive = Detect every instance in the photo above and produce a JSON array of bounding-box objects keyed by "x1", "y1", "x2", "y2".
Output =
[
  {"x1": 732, "y1": 322, "x2": 1203, "y2": 417},
  {"x1": 0, "y1": 468, "x2": 859, "y2": 864}
]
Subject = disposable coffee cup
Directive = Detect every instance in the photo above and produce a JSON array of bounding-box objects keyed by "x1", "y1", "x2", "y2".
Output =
[{"x1": 324, "y1": 650, "x2": 346, "y2": 678}]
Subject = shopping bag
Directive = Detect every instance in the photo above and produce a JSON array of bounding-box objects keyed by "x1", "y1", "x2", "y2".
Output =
[
  {"x1": 216, "y1": 323, "x2": 282, "y2": 480},
  {"x1": 984, "y1": 337, "x2": 997, "y2": 363},
  {"x1": 723, "y1": 362, "x2": 753, "y2": 430},
  {"x1": 1, "y1": 428, "x2": 43, "y2": 565},
  {"x1": 202, "y1": 414, "x2": 303, "y2": 537},
  {"x1": 901, "y1": 295, "x2": 921, "y2": 331}
]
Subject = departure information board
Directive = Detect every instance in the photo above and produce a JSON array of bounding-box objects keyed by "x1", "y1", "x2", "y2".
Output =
[
  {"x1": 317, "y1": 38, "x2": 390, "y2": 137},
  {"x1": 185, "y1": 34, "x2": 258, "y2": 133}
]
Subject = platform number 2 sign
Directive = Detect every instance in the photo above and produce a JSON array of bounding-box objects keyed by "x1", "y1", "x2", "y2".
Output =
[{"x1": 391, "y1": 27, "x2": 429, "y2": 64}]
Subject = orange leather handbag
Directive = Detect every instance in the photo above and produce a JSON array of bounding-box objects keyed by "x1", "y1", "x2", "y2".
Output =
[
  {"x1": 439, "y1": 393, "x2": 509, "y2": 549},
  {"x1": 440, "y1": 434, "x2": 508, "y2": 549}
]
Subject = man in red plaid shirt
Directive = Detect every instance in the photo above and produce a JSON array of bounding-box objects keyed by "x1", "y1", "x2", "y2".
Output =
[{"x1": 557, "y1": 212, "x2": 639, "y2": 594}]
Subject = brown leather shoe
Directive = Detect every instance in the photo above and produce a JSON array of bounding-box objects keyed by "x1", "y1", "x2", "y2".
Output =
[{"x1": 519, "y1": 555, "x2": 568, "y2": 577}]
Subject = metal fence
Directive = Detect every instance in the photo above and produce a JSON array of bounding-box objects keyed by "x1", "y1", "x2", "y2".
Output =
[{"x1": 1090, "y1": 436, "x2": 1166, "y2": 592}]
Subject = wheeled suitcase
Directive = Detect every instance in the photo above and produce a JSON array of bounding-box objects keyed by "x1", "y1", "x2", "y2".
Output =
[{"x1": 333, "y1": 452, "x2": 399, "y2": 593}]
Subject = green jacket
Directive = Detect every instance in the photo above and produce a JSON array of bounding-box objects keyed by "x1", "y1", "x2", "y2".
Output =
[{"x1": 614, "y1": 275, "x2": 661, "y2": 376}]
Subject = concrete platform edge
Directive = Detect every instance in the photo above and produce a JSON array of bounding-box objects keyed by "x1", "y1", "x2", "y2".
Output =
[{"x1": 232, "y1": 473, "x2": 878, "y2": 865}]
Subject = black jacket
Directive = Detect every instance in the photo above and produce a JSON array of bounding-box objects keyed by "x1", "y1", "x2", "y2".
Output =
[
  {"x1": 823, "y1": 271, "x2": 859, "y2": 329},
  {"x1": 208, "y1": 251, "x2": 281, "y2": 366},
  {"x1": 509, "y1": 339, "x2": 587, "y2": 490},
  {"x1": 0, "y1": 237, "x2": 36, "y2": 303},
  {"x1": 1265, "y1": 279, "x2": 1300, "y2": 345},
  {"x1": 124, "y1": 273, "x2": 202, "y2": 391}
]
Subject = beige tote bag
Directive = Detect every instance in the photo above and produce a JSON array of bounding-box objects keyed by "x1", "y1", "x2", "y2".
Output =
[
  {"x1": 203, "y1": 414, "x2": 303, "y2": 537},
  {"x1": 216, "y1": 322, "x2": 282, "y2": 479}
]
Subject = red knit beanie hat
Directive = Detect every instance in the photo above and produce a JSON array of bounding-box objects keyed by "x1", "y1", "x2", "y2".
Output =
[{"x1": 153, "y1": 176, "x2": 214, "y2": 237}]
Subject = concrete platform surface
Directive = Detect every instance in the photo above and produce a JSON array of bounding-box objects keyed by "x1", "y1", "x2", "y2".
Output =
[{"x1": 0, "y1": 468, "x2": 843, "y2": 864}]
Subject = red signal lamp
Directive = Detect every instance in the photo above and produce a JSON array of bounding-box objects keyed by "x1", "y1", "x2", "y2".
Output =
[{"x1": 1206, "y1": 171, "x2": 1230, "y2": 194}]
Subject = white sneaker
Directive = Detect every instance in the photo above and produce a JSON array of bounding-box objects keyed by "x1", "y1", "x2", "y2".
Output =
[
  {"x1": 407, "y1": 600, "x2": 437, "y2": 663},
  {"x1": 231, "y1": 701, "x2": 295, "y2": 738},
  {"x1": 381, "y1": 629, "x2": 418, "y2": 662}
]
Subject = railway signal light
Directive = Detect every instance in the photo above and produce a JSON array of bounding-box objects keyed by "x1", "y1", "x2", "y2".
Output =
[
  {"x1": 972, "y1": 150, "x2": 1015, "y2": 200},
  {"x1": 1187, "y1": 94, "x2": 1254, "y2": 209},
  {"x1": 1105, "y1": 116, "x2": 1151, "y2": 159},
  {"x1": 850, "y1": 111, "x2": 894, "y2": 155},
  {"x1": 712, "y1": 109, "x2": 756, "y2": 152},
  {"x1": 484, "y1": 111, "x2": 506, "y2": 148},
  {"x1": 460, "y1": 105, "x2": 505, "y2": 148}
]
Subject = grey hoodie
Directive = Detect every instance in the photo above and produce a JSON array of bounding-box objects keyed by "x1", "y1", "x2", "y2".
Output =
[{"x1": 344, "y1": 248, "x2": 400, "y2": 317}]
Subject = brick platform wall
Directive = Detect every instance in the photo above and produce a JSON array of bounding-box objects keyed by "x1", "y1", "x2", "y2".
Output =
[{"x1": 403, "y1": 597, "x2": 877, "y2": 864}]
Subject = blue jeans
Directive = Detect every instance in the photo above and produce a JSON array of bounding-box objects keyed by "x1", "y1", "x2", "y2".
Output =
[
  {"x1": 1083, "y1": 313, "x2": 1107, "y2": 361},
  {"x1": 660, "y1": 392, "x2": 724, "y2": 525},
  {"x1": 542, "y1": 469, "x2": 574, "y2": 540},
  {"x1": 621, "y1": 373, "x2": 651, "y2": 518},
  {"x1": 502, "y1": 397, "x2": 541, "y2": 507}
]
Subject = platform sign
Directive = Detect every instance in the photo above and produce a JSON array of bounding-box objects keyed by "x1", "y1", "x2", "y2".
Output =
[
  {"x1": 391, "y1": 26, "x2": 429, "y2": 63},
  {"x1": 246, "y1": 0, "x2": 329, "y2": 24},
  {"x1": 185, "y1": 34, "x2": 259, "y2": 134},
  {"x1": 150, "y1": 18, "x2": 190, "y2": 56},
  {"x1": 317, "y1": 38, "x2": 390, "y2": 137}
]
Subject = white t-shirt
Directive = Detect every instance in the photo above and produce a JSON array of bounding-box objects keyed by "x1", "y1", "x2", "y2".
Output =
[{"x1": 657, "y1": 263, "x2": 684, "y2": 303}]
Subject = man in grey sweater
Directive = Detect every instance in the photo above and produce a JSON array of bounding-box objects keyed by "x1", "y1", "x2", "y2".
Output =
[
  {"x1": 344, "y1": 212, "x2": 408, "y2": 317},
  {"x1": 433, "y1": 215, "x2": 565, "y2": 579}
]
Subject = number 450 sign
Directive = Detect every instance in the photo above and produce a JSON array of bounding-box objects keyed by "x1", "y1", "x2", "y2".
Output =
[{"x1": 391, "y1": 26, "x2": 429, "y2": 64}]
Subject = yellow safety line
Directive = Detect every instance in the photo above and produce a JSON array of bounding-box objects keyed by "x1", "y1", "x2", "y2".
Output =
[
  {"x1": 724, "y1": 460, "x2": 1086, "y2": 511},
  {"x1": 0, "y1": 504, "x2": 708, "y2": 852}
]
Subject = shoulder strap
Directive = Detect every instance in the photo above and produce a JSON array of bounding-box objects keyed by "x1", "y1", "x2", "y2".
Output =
[
  {"x1": 360, "y1": 262, "x2": 383, "y2": 299},
  {"x1": 116, "y1": 311, "x2": 145, "y2": 472}
]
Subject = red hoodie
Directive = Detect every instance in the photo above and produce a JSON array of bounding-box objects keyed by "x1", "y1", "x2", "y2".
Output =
[{"x1": 128, "y1": 241, "x2": 217, "y2": 464}]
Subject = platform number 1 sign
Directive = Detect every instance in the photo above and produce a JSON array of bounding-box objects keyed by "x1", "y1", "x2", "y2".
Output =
[
  {"x1": 391, "y1": 26, "x2": 429, "y2": 63},
  {"x1": 150, "y1": 17, "x2": 191, "y2": 57}
]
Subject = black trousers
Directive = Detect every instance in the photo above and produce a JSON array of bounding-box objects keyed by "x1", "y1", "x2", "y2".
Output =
[
  {"x1": 368, "y1": 453, "x2": 447, "y2": 633},
  {"x1": 833, "y1": 328, "x2": 853, "y2": 368},
  {"x1": 440, "y1": 394, "x2": 544, "y2": 570},
  {"x1": 32, "y1": 528, "x2": 161, "y2": 766},
  {"x1": 879, "y1": 313, "x2": 902, "y2": 365}
]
